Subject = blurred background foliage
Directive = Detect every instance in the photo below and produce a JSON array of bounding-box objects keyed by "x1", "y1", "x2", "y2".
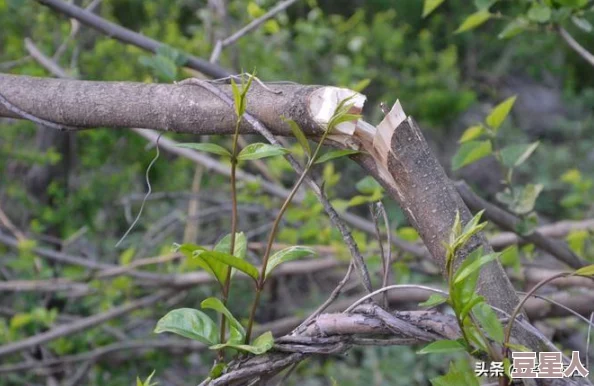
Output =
[{"x1": 1, "y1": 0, "x2": 593, "y2": 384}]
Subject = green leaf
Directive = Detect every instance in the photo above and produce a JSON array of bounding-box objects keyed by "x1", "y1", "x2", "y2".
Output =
[
  {"x1": 210, "y1": 331, "x2": 274, "y2": 354},
  {"x1": 474, "y1": 0, "x2": 496, "y2": 10},
  {"x1": 486, "y1": 96, "x2": 517, "y2": 131},
  {"x1": 346, "y1": 194, "x2": 375, "y2": 208},
  {"x1": 572, "y1": 16, "x2": 593, "y2": 32},
  {"x1": 511, "y1": 184, "x2": 543, "y2": 215},
  {"x1": 137, "y1": 370, "x2": 157, "y2": 386},
  {"x1": 458, "y1": 125, "x2": 485, "y2": 143},
  {"x1": 451, "y1": 248, "x2": 483, "y2": 307},
  {"x1": 459, "y1": 295, "x2": 485, "y2": 322},
  {"x1": 214, "y1": 232, "x2": 247, "y2": 259},
  {"x1": 139, "y1": 55, "x2": 178, "y2": 82},
  {"x1": 472, "y1": 302, "x2": 504, "y2": 343},
  {"x1": 451, "y1": 140, "x2": 492, "y2": 170},
  {"x1": 265, "y1": 246, "x2": 316, "y2": 278},
  {"x1": 156, "y1": 45, "x2": 188, "y2": 66},
  {"x1": 419, "y1": 294, "x2": 448, "y2": 308},
  {"x1": 575, "y1": 264, "x2": 594, "y2": 276},
  {"x1": 282, "y1": 117, "x2": 311, "y2": 157},
  {"x1": 351, "y1": 78, "x2": 371, "y2": 92},
  {"x1": 231, "y1": 78, "x2": 242, "y2": 117},
  {"x1": 355, "y1": 176, "x2": 383, "y2": 195},
  {"x1": 176, "y1": 143, "x2": 231, "y2": 157},
  {"x1": 418, "y1": 339, "x2": 466, "y2": 354},
  {"x1": 423, "y1": 0, "x2": 446, "y2": 18},
  {"x1": 500, "y1": 245, "x2": 521, "y2": 273},
  {"x1": 454, "y1": 252, "x2": 498, "y2": 284},
  {"x1": 237, "y1": 143, "x2": 289, "y2": 161},
  {"x1": 201, "y1": 297, "x2": 245, "y2": 342},
  {"x1": 505, "y1": 342, "x2": 532, "y2": 352},
  {"x1": 498, "y1": 18, "x2": 529, "y2": 39},
  {"x1": 500, "y1": 141, "x2": 539, "y2": 168},
  {"x1": 178, "y1": 244, "x2": 226, "y2": 285},
  {"x1": 462, "y1": 209, "x2": 485, "y2": 236},
  {"x1": 527, "y1": 4, "x2": 551, "y2": 23},
  {"x1": 196, "y1": 250, "x2": 259, "y2": 282},
  {"x1": 431, "y1": 360, "x2": 480, "y2": 386},
  {"x1": 455, "y1": 11, "x2": 491, "y2": 33},
  {"x1": 154, "y1": 308, "x2": 219, "y2": 345},
  {"x1": 314, "y1": 149, "x2": 360, "y2": 164}
]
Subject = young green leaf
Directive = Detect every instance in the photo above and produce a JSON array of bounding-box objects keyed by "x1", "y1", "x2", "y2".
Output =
[
  {"x1": 509, "y1": 184, "x2": 543, "y2": 215},
  {"x1": 214, "y1": 232, "x2": 247, "y2": 259},
  {"x1": 265, "y1": 246, "x2": 316, "y2": 278},
  {"x1": 486, "y1": 96, "x2": 516, "y2": 131},
  {"x1": 176, "y1": 143, "x2": 231, "y2": 158},
  {"x1": 154, "y1": 308, "x2": 219, "y2": 345},
  {"x1": 355, "y1": 176, "x2": 383, "y2": 195},
  {"x1": 231, "y1": 78, "x2": 241, "y2": 117},
  {"x1": 237, "y1": 143, "x2": 289, "y2": 161},
  {"x1": 462, "y1": 209, "x2": 485, "y2": 235},
  {"x1": 498, "y1": 18, "x2": 529, "y2": 39},
  {"x1": 431, "y1": 360, "x2": 481, "y2": 386},
  {"x1": 418, "y1": 339, "x2": 466, "y2": 354},
  {"x1": 574, "y1": 264, "x2": 594, "y2": 277},
  {"x1": 455, "y1": 11, "x2": 491, "y2": 33},
  {"x1": 201, "y1": 297, "x2": 245, "y2": 342},
  {"x1": 419, "y1": 293, "x2": 448, "y2": 308},
  {"x1": 314, "y1": 149, "x2": 360, "y2": 164},
  {"x1": 453, "y1": 252, "x2": 498, "y2": 284},
  {"x1": 458, "y1": 125, "x2": 485, "y2": 143},
  {"x1": 472, "y1": 302, "x2": 504, "y2": 343},
  {"x1": 459, "y1": 295, "x2": 485, "y2": 322},
  {"x1": 178, "y1": 244, "x2": 227, "y2": 286},
  {"x1": 451, "y1": 140, "x2": 492, "y2": 170},
  {"x1": 210, "y1": 331, "x2": 274, "y2": 354},
  {"x1": 196, "y1": 250, "x2": 259, "y2": 282},
  {"x1": 500, "y1": 141, "x2": 539, "y2": 168},
  {"x1": 450, "y1": 248, "x2": 483, "y2": 307},
  {"x1": 136, "y1": 370, "x2": 157, "y2": 386},
  {"x1": 282, "y1": 117, "x2": 311, "y2": 157},
  {"x1": 422, "y1": 0, "x2": 446, "y2": 18},
  {"x1": 527, "y1": 3, "x2": 551, "y2": 23}
]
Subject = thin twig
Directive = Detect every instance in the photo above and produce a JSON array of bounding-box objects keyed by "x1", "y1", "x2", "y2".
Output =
[
  {"x1": 222, "y1": 0, "x2": 298, "y2": 48},
  {"x1": 559, "y1": 26, "x2": 594, "y2": 68},
  {"x1": 296, "y1": 262, "x2": 355, "y2": 331},
  {"x1": 0, "y1": 90, "x2": 77, "y2": 131},
  {"x1": 37, "y1": 0, "x2": 229, "y2": 78}
]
